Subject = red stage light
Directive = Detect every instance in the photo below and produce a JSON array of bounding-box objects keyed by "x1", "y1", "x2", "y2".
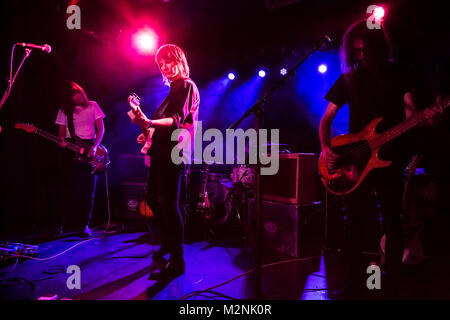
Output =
[
  {"x1": 373, "y1": 6, "x2": 385, "y2": 20},
  {"x1": 133, "y1": 29, "x2": 158, "y2": 55}
]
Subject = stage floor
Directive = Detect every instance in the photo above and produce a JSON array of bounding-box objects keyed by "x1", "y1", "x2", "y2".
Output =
[
  {"x1": 0, "y1": 230, "x2": 327, "y2": 300},
  {"x1": 1, "y1": 228, "x2": 450, "y2": 300}
]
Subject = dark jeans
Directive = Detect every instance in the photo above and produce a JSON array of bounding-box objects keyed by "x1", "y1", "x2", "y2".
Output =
[
  {"x1": 57, "y1": 150, "x2": 97, "y2": 230},
  {"x1": 147, "y1": 156, "x2": 185, "y2": 257},
  {"x1": 342, "y1": 169, "x2": 404, "y2": 297}
]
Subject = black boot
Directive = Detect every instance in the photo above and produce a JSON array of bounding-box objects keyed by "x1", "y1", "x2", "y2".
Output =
[
  {"x1": 149, "y1": 255, "x2": 185, "y2": 281},
  {"x1": 152, "y1": 245, "x2": 170, "y2": 260}
]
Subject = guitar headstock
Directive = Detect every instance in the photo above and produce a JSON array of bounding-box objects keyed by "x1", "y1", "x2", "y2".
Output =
[
  {"x1": 15, "y1": 123, "x2": 36, "y2": 133},
  {"x1": 128, "y1": 93, "x2": 141, "y2": 112},
  {"x1": 432, "y1": 96, "x2": 450, "y2": 113}
]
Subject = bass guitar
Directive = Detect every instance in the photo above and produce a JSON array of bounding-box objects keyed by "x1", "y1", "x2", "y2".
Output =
[
  {"x1": 127, "y1": 93, "x2": 154, "y2": 168},
  {"x1": 15, "y1": 123, "x2": 109, "y2": 174},
  {"x1": 319, "y1": 97, "x2": 449, "y2": 195}
]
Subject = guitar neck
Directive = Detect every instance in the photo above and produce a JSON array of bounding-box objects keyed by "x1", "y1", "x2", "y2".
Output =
[
  {"x1": 34, "y1": 128, "x2": 81, "y2": 152},
  {"x1": 369, "y1": 109, "x2": 429, "y2": 149}
]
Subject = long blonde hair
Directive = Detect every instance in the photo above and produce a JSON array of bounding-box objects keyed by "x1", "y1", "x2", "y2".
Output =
[{"x1": 155, "y1": 44, "x2": 190, "y2": 82}]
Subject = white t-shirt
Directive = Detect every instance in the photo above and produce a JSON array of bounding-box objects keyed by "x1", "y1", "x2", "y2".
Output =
[{"x1": 55, "y1": 101, "x2": 105, "y2": 139}]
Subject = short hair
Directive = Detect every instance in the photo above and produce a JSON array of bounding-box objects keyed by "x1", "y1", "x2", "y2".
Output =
[{"x1": 155, "y1": 44, "x2": 190, "y2": 81}]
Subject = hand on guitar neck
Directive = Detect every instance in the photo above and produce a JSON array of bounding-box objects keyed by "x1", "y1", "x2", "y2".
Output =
[
  {"x1": 318, "y1": 95, "x2": 449, "y2": 195},
  {"x1": 127, "y1": 94, "x2": 152, "y2": 130},
  {"x1": 420, "y1": 95, "x2": 446, "y2": 126},
  {"x1": 128, "y1": 93, "x2": 154, "y2": 168}
]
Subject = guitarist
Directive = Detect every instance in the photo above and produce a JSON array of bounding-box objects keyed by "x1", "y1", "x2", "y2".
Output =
[
  {"x1": 55, "y1": 81, "x2": 105, "y2": 236},
  {"x1": 318, "y1": 20, "x2": 441, "y2": 299},
  {"x1": 129, "y1": 44, "x2": 200, "y2": 282}
]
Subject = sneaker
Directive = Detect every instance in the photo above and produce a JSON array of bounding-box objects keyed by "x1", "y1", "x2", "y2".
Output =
[{"x1": 82, "y1": 225, "x2": 93, "y2": 237}]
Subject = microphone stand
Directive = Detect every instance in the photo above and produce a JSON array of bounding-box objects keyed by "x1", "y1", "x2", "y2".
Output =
[
  {"x1": 0, "y1": 45, "x2": 32, "y2": 113},
  {"x1": 229, "y1": 35, "x2": 331, "y2": 299}
]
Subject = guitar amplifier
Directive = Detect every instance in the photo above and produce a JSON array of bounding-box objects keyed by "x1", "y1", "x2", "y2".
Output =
[
  {"x1": 122, "y1": 182, "x2": 150, "y2": 219},
  {"x1": 261, "y1": 153, "x2": 318, "y2": 205},
  {"x1": 248, "y1": 199, "x2": 324, "y2": 258}
]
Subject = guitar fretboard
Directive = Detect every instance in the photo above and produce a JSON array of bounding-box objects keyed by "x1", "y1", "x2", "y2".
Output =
[
  {"x1": 369, "y1": 101, "x2": 449, "y2": 149},
  {"x1": 34, "y1": 128, "x2": 81, "y2": 153}
]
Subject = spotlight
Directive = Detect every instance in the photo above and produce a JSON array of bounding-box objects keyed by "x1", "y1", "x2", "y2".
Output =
[
  {"x1": 318, "y1": 64, "x2": 328, "y2": 74},
  {"x1": 228, "y1": 73, "x2": 236, "y2": 80},
  {"x1": 258, "y1": 70, "x2": 266, "y2": 78},
  {"x1": 373, "y1": 6, "x2": 385, "y2": 20},
  {"x1": 133, "y1": 28, "x2": 157, "y2": 55},
  {"x1": 280, "y1": 68, "x2": 287, "y2": 76}
]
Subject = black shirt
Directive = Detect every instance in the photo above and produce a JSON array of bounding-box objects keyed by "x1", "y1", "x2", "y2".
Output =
[
  {"x1": 325, "y1": 63, "x2": 413, "y2": 166},
  {"x1": 150, "y1": 78, "x2": 200, "y2": 162},
  {"x1": 325, "y1": 64, "x2": 410, "y2": 134}
]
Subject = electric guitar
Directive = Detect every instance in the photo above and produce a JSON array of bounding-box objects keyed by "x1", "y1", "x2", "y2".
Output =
[
  {"x1": 196, "y1": 166, "x2": 214, "y2": 219},
  {"x1": 319, "y1": 97, "x2": 449, "y2": 195},
  {"x1": 15, "y1": 123, "x2": 109, "y2": 174},
  {"x1": 127, "y1": 93, "x2": 154, "y2": 168}
]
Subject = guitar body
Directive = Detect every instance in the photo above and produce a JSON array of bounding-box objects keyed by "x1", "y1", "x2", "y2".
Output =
[
  {"x1": 73, "y1": 140, "x2": 109, "y2": 174},
  {"x1": 318, "y1": 117, "x2": 391, "y2": 195},
  {"x1": 319, "y1": 96, "x2": 449, "y2": 195}
]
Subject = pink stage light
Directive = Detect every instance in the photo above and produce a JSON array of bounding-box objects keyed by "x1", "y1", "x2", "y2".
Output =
[
  {"x1": 133, "y1": 29, "x2": 158, "y2": 55},
  {"x1": 373, "y1": 6, "x2": 385, "y2": 21}
]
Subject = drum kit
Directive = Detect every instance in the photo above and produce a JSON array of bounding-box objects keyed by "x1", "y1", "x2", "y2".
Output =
[
  {"x1": 180, "y1": 162, "x2": 255, "y2": 232},
  {"x1": 180, "y1": 143, "x2": 288, "y2": 237}
]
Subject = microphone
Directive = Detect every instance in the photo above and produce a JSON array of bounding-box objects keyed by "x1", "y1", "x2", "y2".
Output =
[
  {"x1": 16, "y1": 43, "x2": 52, "y2": 53},
  {"x1": 321, "y1": 35, "x2": 333, "y2": 48}
]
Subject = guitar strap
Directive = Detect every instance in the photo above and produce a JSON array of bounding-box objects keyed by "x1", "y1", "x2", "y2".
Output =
[
  {"x1": 67, "y1": 110, "x2": 94, "y2": 146},
  {"x1": 67, "y1": 110, "x2": 77, "y2": 142}
]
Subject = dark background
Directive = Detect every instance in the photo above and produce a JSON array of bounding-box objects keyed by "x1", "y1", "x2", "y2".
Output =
[{"x1": 0, "y1": 0, "x2": 448, "y2": 239}]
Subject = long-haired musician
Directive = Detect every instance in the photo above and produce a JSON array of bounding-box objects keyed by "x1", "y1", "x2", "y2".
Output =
[
  {"x1": 55, "y1": 81, "x2": 105, "y2": 236},
  {"x1": 319, "y1": 20, "x2": 419, "y2": 299}
]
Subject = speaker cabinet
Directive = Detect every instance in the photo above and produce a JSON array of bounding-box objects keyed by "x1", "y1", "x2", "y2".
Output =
[
  {"x1": 262, "y1": 153, "x2": 318, "y2": 205},
  {"x1": 248, "y1": 199, "x2": 324, "y2": 258},
  {"x1": 122, "y1": 182, "x2": 149, "y2": 219}
]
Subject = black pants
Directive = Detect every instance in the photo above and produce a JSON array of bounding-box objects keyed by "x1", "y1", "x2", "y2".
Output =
[
  {"x1": 342, "y1": 169, "x2": 404, "y2": 297},
  {"x1": 147, "y1": 156, "x2": 185, "y2": 257},
  {"x1": 57, "y1": 150, "x2": 96, "y2": 230}
]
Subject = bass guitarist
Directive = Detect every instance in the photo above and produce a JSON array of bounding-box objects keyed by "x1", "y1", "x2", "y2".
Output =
[{"x1": 318, "y1": 20, "x2": 441, "y2": 299}]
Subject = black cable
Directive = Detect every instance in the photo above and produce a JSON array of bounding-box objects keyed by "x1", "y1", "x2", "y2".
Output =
[{"x1": 0, "y1": 277, "x2": 37, "y2": 300}]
